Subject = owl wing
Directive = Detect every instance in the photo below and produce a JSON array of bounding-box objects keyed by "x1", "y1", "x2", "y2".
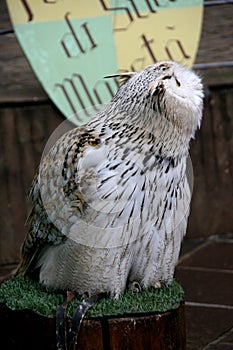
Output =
[
  {"x1": 16, "y1": 171, "x2": 66, "y2": 275},
  {"x1": 16, "y1": 126, "x2": 146, "y2": 274},
  {"x1": 16, "y1": 127, "x2": 100, "y2": 274}
]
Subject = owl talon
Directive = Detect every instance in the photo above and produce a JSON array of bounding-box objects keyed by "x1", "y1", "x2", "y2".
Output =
[
  {"x1": 129, "y1": 281, "x2": 142, "y2": 293},
  {"x1": 82, "y1": 291, "x2": 90, "y2": 299},
  {"x1": 161, "y1": 280, "x2": 172, "y2": 288},
  {"x1": 153, "y1": 281, "x2": 162, "y2": 289}
]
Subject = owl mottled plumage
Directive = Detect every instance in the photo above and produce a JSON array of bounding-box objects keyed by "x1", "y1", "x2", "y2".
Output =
[{"x1": 17, "y1": 61, "x2": 203, "y2": 298}]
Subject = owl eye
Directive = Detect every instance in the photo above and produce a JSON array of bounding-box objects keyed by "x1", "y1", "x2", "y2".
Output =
[
  {"x1": 158, "y1": 63, "x2": 169, "y2": 72},
  {"x1": 160, "y1": 66, "x2": 167, "y2": 72}
]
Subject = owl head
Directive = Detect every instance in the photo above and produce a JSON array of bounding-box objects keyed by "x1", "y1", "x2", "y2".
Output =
[{"x1": 107, "y1": 61, "x2": 204, "y2": 139}]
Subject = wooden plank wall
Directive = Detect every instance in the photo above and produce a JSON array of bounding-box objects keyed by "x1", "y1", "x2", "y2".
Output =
[{"x1": 0, "y1": 1, "x2": 232, "y2": 265}]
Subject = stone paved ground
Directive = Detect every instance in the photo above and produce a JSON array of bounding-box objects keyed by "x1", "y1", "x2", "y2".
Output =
[{"x1": 176, "y1": 234, "x2": 233, "y2": 350}]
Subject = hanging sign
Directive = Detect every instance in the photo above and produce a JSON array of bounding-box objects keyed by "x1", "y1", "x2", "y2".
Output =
[{"x1": 7, "y1": 0, "x2": 203, "y2": 124}]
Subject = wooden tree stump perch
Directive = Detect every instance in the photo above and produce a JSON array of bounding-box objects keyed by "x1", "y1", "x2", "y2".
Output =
[
  {"x1": 0, "y1": 302, "x2": 186, "y2": 350},
  {"x1": 0, "y1": 276, "x2": 186, "y2": 349}
]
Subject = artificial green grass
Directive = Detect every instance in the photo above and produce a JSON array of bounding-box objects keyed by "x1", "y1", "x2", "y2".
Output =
[{"x1": 0, "y1": 275, "x2": 184, "y2": 318}]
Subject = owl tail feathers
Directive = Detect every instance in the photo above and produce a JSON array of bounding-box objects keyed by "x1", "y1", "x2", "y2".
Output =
[
  {"x1": 14, "y1": 247, "x2": 40, "y2": 279},
  {"x1": 56, "y1": 292, "x2": 106, "y2": 350},
  {"x1": 0, "y1": 252, "x2": 37, "y2": 285},
  {"x1": 14, "y1": 258, "x2": 30, "y2": 276}
]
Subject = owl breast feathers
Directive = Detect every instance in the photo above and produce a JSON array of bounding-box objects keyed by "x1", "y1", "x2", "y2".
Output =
[{"x1": 17, "y1": 61, "x2": 203, "y2": 298}]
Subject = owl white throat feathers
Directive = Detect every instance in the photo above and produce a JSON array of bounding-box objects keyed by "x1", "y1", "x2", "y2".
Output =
[{"x1": 17, "y1": 61, "x2": 203, "y2": 299}]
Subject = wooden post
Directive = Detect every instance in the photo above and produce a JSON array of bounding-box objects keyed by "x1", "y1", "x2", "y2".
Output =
[
  {"x1": 0, "y1": 303, "x2": 186, "y2": 350},
  {"x1": 0, "y1": 302, "x2": 186, "y2": 350}
]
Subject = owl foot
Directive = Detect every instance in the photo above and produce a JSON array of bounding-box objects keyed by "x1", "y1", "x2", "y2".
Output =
[
  {"x1": 161, "y1": 280, "x2": 173, "y2": 288},
  {"x1": 153, "y1": 281, "x2": 162, "y2": 289},
  {"x1": 129, "y1": 281, "x2": 142, "y2": 293}
]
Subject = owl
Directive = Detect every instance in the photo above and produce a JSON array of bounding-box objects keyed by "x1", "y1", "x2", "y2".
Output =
[{"x1": 16, "y1": 61, "x2": 203, "y2": 300}]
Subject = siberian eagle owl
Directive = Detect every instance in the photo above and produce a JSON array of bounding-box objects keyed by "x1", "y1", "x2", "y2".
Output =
[{"x1": 17, "y1": 61, "x2": 203, "y2": 299}]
